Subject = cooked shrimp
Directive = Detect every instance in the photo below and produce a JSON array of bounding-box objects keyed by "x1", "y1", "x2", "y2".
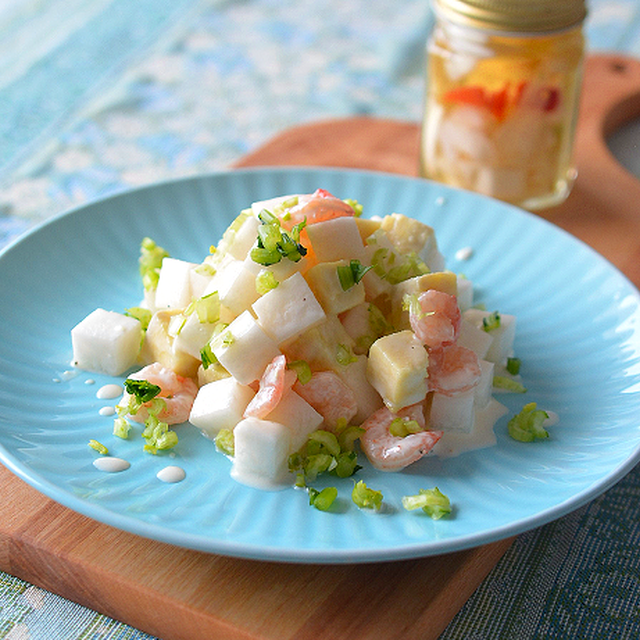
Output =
[
  {"x1": 409, "y1": 290, "x2": 461, "y2": 350},
  {"x1": 428, "y1": 344, "x2": 481, "y2": 396},
  {"x1": 294, "y1": 370, "x2": 357, "y2": 430},
  {"x1": 360, "y1": 404, "x2": 442, "y2": 471},
  {"x1": 121, "y1": 362, "x2": 198, "y2": 425},
  {"x1": 281, "y1": 188, "x2": 354, "y2": 230},
  {"x1": 243, "y1": 354, "x2": 296, "y2": 419}
]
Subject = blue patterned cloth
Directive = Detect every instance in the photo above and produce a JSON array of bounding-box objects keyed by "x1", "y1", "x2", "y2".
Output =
[{"x1": 1, "y1": 1, "x2": 640, "y2": 638}]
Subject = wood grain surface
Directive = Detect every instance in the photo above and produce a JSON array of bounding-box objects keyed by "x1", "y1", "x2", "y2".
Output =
[{"x1": 1, "y1": 53, "x2": 640, "y2": 640}]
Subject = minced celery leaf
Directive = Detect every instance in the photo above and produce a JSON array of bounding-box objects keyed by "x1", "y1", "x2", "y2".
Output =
[
  {"x1": 402, "y1": 487, "x2": 451, "y2": 519},
  {"x1": 336, "y1": 343, "x2": 357, "y2": 366},
  {"x1": 352, "y1": 480, "x2": 383, "y2": 510},
  {"x1": 255, "y1": 270, "x2": 279, "y2": 295},
  {"x1": 123, "y1": 378, "x2": 161, "y2": 404},
  {"x1": 88, "y1": 439, "x2": 108, "y2": 455},
  {"x1": 482, "y1": 311, "x2": 501, "y2": 332},
  {"x1": 124, "y1": 307, "x2": 152, "y2": 331},
  {"x1": 309, "y1": 486, "x2": 338, "y2": 511},
  {"x1": 215, "y1": 429, "x2": 234, "y2": 456},
  {"x1": 493, "y1": 376, "x2": 527, "y2": 393},
  {"x1": 139, "y1": 237, "x2": 169, "y2": 292},
  {"x1": 508, "y1": 402, "x2": 549, "y2": 442},
  {"x1": 287, "y1": 360, "x2": 312, "y2": 385}
]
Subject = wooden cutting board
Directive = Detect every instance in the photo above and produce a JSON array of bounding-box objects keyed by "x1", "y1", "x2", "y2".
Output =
[{"x1": 1, "y1": 53, "x2": 640, "y2": 640}]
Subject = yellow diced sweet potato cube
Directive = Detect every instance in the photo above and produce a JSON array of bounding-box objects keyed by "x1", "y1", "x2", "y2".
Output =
[{"x1": 366, "y1": 330, "x2": 429, "y2": 412}]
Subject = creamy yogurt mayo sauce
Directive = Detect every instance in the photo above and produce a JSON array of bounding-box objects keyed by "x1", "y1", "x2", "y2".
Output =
[
  {"x1": 96, "y1": 383, "x2": 123, "y2": 400},
  {"x1": 156, "y1": 466, "x2": 186, "y2": 483},
  {"x1": 93, "y1": 457, "x2": 130, "y2": 472}
]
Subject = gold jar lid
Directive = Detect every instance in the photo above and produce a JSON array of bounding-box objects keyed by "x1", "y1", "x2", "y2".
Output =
[{"x1": 433, "y1": 0, "x2": 587, "y2": 33}]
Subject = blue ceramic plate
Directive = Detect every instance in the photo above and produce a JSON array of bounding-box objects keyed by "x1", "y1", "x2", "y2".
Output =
[{"x1": 2, "y1": 167, "x2": 640, "y2": 563}]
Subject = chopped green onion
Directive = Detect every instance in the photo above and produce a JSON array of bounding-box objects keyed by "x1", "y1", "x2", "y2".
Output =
[
  {"x1": 123, "y1": 379, "x2": 161, "y2": 404},
  {"x1": 139, "y1": 237, "x2": 169, "y2": 292},
  {"x1": 287, "y1": 360, "x2": 312, "y2": 385},
  {"x1": 255, "y1": 270, "x2": 280, "y2": 295},
  {"x1": 482, "y1": 311, "x2": 501, "y2": 332},
  {"x1": 402, "y1": 487, "x2": 451, "y2": 519},
  {"x1": 215, "y1": 429, "x2": 234, "y2": 456},
  {"x1": 200, "y1": 343, "x2": 218, "y2": 369},
  {"x1": 385, "y1": 252, "x2": 429, "y2": 284},
  {"x1": 352, "y1": 480, "x2": 383, "y2": 510},
  {"x1": 507, "y1": 402, "x2": 549, "y2": 442},
  {"x1": 251, "y1": 209, "x2": 307, "y2": 266},
  {"x1": 336, "y1": 343, "x2": 357, "y2": 366},
  {"x1": 493, "y1": 376, "x2": 527, "y2": 393},
  {"x1": 309, "y1": 486, "x2": 338, "y2": 511},
  {"x1": 124, "y1": 307, "x2": 152, "y2": 331},
  {"x1": 368, "y1": 303, "x2": 394, "y2": 337},
  {"x1": 88, "y1": 439, "x2": 109, "y2": 455},
  {"x1": 370, "y1": 247, "x2": 389, "y2": 277},
  {"x1": 337, "y1": 260, "x2": 372, "y2": 291},
  {"x1": 290, "y1": 218, "x2": 307, "y2": 242},
  {"x1": 506, "y1": 357, "x2": 521, "y2": 375},
  {"x1": 250, "y1": 246, "x2": 281, "y2": 266}
]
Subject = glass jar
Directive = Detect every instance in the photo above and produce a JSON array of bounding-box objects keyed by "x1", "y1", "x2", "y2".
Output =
[{"x1": 420, "y1": 0, "x2": 586, "y2": 210}]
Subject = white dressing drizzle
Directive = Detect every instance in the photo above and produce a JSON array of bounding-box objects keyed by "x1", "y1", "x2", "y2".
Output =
[
  {"x1": 96, "y1": 383, "x2": 123, "y2": 400},
  {"x1": 93, "y1": 457, "x2": 130, "y2": 473},
  {"x1": 156, "y1": 466, "x2": 186, "y2": 483}
]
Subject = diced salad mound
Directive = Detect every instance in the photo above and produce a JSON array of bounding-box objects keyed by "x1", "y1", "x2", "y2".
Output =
[{"x1": 72, "y1": 188, "x2": 530, "y2": 494}]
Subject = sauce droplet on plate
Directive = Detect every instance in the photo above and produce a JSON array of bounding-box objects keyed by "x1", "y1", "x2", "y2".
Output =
[
  {"x1": 96, "y1": 383, "x2": 123, "y2": 400},
  {"x1": 93, "y1": 457, "x2": 130, "y2": 473},
  {"x1": 156, "y1": 466, "x2": 186, "y2": 483}
]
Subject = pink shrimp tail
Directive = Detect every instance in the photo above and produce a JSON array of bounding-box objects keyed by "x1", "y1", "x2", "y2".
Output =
[{"x1": 243, "y1": 354, "x2": 296, "y2": 419}]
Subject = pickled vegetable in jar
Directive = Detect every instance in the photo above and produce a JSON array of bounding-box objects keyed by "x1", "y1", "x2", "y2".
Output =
[{"x1": 420, "y1": 0, "x2": 586, "y2": 210}]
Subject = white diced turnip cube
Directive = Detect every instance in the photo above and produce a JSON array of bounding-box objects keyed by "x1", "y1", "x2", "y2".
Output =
[
  {"x1": 340, "y1": 302, "x2": 371, "y2": 353},
  {"x1": 71, "y1": 308, "x2": 142, "y2": 376},
  {"x1": 457, "y1": 317, "x2": 493, "y2": 359},
  {"x1": 206, "y1": 260, "x2": 258, "y2": 317},
  {"x1": 231, "y1": 417, "x2": 292, "y2": 488},
  {"x1": 305, "y1": 216, "x2": 365, "y2": 263},
  {"x1": 335, "y1": 354, "x2": 383, "y2": 424},
  {"x1": 216, "y1": 211, "x2": 261, "y2": 261},
  {"x1": 430, "y1": 389, "x2": 476, "y2": 433},
  {"x1": 252, "y1": 272, "x2": 326, "y2": 344},
  {"x1": 155, "y1": 258, "x2": 197, "y2": 310},
  {"x1": 474, "y1": 360, "x2": 494, "y2": 408},
  {"x1": 189, "y1": 377, "x2": 255, "y2": 438},
  {"x1": 172, "y1": 312, "x2": 218, "y2": 360},
  {"x1": 189, "y1": 266, "x2": 215, "y2": 300},
  {"x1": 265, "y1": 390, "x2": 323, "y2": 453},
  {"x1": 463, "y1": 309, "x2": 516, "y2": 365},
  {"x1": 456, "y1": 276, "x2": 473, "y2": 311},
  {"x1": 251, "y1": 195, "x2": 299, "y2": 218},
  {"x1": 211, "y1": 311, "x2": 281, "y2": 384}
]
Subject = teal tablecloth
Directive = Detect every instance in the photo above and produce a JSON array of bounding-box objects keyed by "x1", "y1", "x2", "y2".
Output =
[{"x1": 2, "y1": 1, "x2": 640, "y2": 638}]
